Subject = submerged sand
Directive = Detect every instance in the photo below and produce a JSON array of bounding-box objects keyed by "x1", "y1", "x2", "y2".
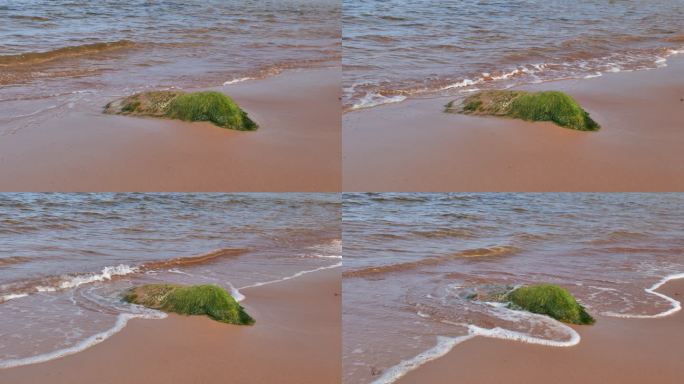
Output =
[
  {"x1": 0, "y1": 268, "x2": 341, "y2": 384},
  {"x1": 396, "y1": 278, "x2": 684, "y2": 384},
  {"x1": 0, "y1": 68, "x2": 341, "y2": 192},
  {"x1": 343, "y1": 56, "x2": 684, "y2": 191}
]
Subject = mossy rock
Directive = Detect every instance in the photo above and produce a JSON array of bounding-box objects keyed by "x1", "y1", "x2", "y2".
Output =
[
  {"x1": 445, "y1": 90, "x2": 600, "y2": 131},
  {"x1": 123, "y1": 284, "x2": 254, "y2": 325},
  {"x1": 104, "y1": 90, "x2": 258, "y2": 131},
  {"x1": 506, "y1": 284, "x2": 595, "y2": 325}
]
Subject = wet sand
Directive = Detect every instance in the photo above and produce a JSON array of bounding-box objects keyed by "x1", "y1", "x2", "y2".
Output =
[
  {"x1": 343, "y1": 56, "x2": 684, "y2": 191},
  {"x1": 397, "y1": 278, "x2": 684, "y2": 384},
  {"x1": 0, "y1": 67, "x2": 340, "y2": 192},
  {"x1": 0, "y1": 268, "x2": 341, "y2": 384}
]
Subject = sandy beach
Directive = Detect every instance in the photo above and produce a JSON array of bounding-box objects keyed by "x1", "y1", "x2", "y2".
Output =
[
  {"x1": 343, "y1": 55, "x2": 684, "y2": 191},
  {"x1": 0, "y1": 68, "x2": 341, "y2": 192},
  {"x1": 0, "y1": 267, "x2": 341, "y2": 384},
  {"x1": 395, "y1": 277, "x2": 684, "y2": 384}
]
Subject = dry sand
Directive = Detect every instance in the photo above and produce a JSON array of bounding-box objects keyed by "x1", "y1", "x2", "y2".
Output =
[
  {"x1": 343, "y1": 56, "x2": 684, "y2": 191},
  {"x1": 396, "y1": 278, "x2": 684, "y2": 384},
  {"x1": 0, "y1": 268, "x2": 341, "y2": 384},
  {"x1": 0, "y1": 68, "x2": 341, "y2": 192}
]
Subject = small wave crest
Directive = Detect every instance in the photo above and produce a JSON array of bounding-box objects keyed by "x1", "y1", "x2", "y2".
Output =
[
  {"x1": 223, "y1": 77, "x2": 255, "y2": 85},
  {"x1": 350, "y1": 92, "x2": 406, "y2": 110},
  {"x1": 0, "y1": 40, "x2": 138, "y2": 67},
  {"x1": 139, "y1": 248, "x2": 248, "y2": 271},
  {"x1": 343, "y1": 246, "x2": 520, "y2": 278},
  {"x1": 0, "y1": 248, "x2": 248, "y2": 303},
  {"x1": 0, "y1": 256, "x2": 34, "y2": 266},
  {"x1": 240, "y1": 262, "x2": 341, "y2": 290},
  {"x1": 34, "y1": 264, "x2": 139, "y2": 293}
]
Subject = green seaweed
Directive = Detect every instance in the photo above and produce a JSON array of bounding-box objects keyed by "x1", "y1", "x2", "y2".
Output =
[
  {"x1": 446, "y1": 90, "x2": 600, "y2": 131},
  {"x1": 165, "y1": 91, "x2": 258, "y2": 131},
  {"x1": 123, "y1": 284, "x2": 254, "y2": 325},
  {"x1": 103, "y1": 90, "x2": 257, "y2": 131},
  {"x1": 506, "y1": 284, "x2": 595, "y2": 325}
]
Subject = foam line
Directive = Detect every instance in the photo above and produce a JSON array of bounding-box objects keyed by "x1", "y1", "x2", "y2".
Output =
[
  {"x1": 0, "y1": 293, "x2": 28, "y2": 302},
  {"x1": 603, "y1": 272, "x2": 684, "y2": 318},
  {"x1": 226, "y1": 282, "x2": 245, "y2": 302},
  {"x1": 370, "y1": 335, "x2": 475, "y2": 384},
  {"x1": 223, "y1": 77, "x2": 254, "y2": 85},
  {"x1": 374, "y1": 308, "x2": 580, "y2": 383},
  {"x1": 351, "y1": 93, "x2": 406, "y2": 110},
  {"x1": 0, "y1": 311, "x2": 166, "y2": 369},
  {"x1": 239, "y1": 262, "x2": 341, "y2": 290},
  {"x1": 35, "y1": 264, "x2": 138, "y2": 293},
  {"x1": 468, "y1": 324, "x2": 580, "y2": 347}
]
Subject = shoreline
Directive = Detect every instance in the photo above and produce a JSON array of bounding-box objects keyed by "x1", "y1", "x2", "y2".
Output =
[
  {"x1": 343, "y1": 54, "x2": 684, "y2": 191},
  {"x1": 388, "y1": 276, "x2": 684, "y2": 384},
  {"x1": 0, "y1": 266, "x2": 341, "y2": 383},
  {"x1": 0, "y1": 67, "x2": 341, "y2": 192}
]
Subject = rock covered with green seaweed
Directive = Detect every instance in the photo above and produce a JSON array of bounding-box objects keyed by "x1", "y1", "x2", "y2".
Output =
[
  {"x1": 445, "y1": 90, "x2": 600, "y2": 131},
  {"x1": 104, "y1": 90, "x2": 258, "y2": 131},
  {"x1": 123, "y1": 284, "x2": 255, "y2": 325},
  {"x1": 466, "y1": 283, "x2": 595, "y2": 325}
]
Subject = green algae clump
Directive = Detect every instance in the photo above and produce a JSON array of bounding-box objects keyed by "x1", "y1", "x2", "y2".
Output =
[
  {"x1": 165, "y1": 91, "x2": 257, "y2": 131},
  {"x1": 104, "y1": 90, "x2": 258, "y2": 131},
  {"x1": 123, "y1": 284, "x2": 254, "y2": 325},
  {"x1": 445, "y1": 90, "x2": 600, "y2": 131},
  {"x1": 506, "y1": 284, "x2": 595, "y2": 325}
]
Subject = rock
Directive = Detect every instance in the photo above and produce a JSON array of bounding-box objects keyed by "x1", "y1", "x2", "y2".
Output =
[{"x1": 123, "y1": 284, "x2": 255, "y2": 325}]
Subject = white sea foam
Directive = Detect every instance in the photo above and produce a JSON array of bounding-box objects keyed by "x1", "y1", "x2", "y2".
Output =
[
  {"x1": 351, "y1": 93, "x2": 406, "y2": 110},
  {"x1": 376, "y1": 302, "x2": 580, "y2": 383},
  {"x1": 240, "y1": 262, "x2": 342, "y2": 290},
  {"x1": 223, "y1": 77, "x2": 254, "y2": 85},
  {"x1": 370, "y1": 335, "x2": 475, "y2": 384},
  {"x1": 35, "y1": 264, "x2": 138, "y2": 293},
  {"x1": 0, "y1": 293, "x2": 28, "y2": 302},
  {"x1": 603, "y1": 272, "x2": 684, "y2": 318},
  {"x1": 168, "y1": 268, "x2": 193, "y2": 276},
  {"x1": 0, "y1": 310, "x2": 166, "y2": 369},
  {"x1": 440, "y1": 78, "x2": 482, "y2": 90},
  {"x1": 469, "y1": 323, "x2": 580, "y2": 347},
  {"x1": 226, "y1": 282, "x2": 245, "y2": 302}
]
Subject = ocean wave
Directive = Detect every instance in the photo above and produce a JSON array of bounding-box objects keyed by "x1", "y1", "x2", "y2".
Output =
[
  {"x1": 240, "y1": 262, "x2": 341, "y2": 290},
  {"x1": 343, "y1": 246, "x2": 520, "y2": 278},
  {"x1": 223, "y1": 77, "x2": 255, "y2": 85},
  {"x1": 139, "y1": 248, "x2": 248, "y2": 271},
  {"x1": 0, "y1": 293, "x2": 28, "y2": 302},
  {"x1": 35, "y1": 264, "x2": 139, "y2": 292},
  {"x1": 0, "y1": 256, "x2": 34, "y2": 266},
  {"x1": 0, "y1": 40, "x2": 138, "y2": 67},
  {"x1": 0, "y1": 248, "x2": 249, "y2": 302},
  {"x1": 408, "y1": 228, "x2": 475, "y2": 239},
  {"x1": 350, "y1": 92, "x2": 406, "y2": 110},
  {"x1": 346, "y1": 45, "x2": 684, "y2": 111}
]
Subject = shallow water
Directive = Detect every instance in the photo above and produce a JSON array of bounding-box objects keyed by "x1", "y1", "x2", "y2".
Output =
[
  {"x1": 0, "y1": 193, "x2": 340, "y2": 368},
  {"x1": 0, "y1": 0, "x2": 340, "y2": 133},
  {"x1": 343, "y1": 0, "x2": 684, "y2": 110},
  {"x1": 342, "y1": 193, "x2": 684, "y2": 384}
]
